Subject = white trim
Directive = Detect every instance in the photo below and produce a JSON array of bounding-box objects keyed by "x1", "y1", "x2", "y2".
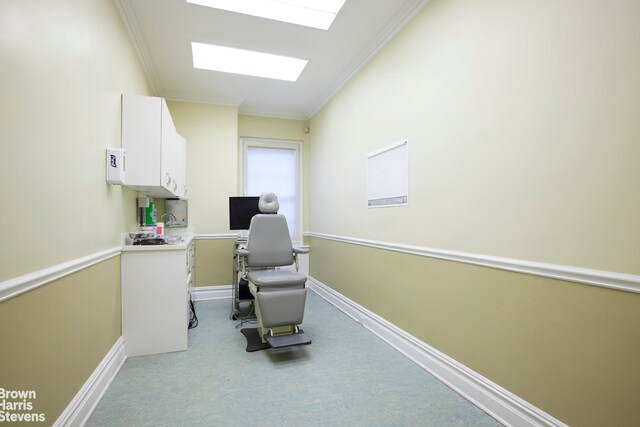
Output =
[
  {"x1": 0, "y1": 235, "x2": 234, "y2": 304},
  {"x1": 113, "y1": 0, "x2": 162, "y2": 95},
  {"x1": 194, "y1": 234, "x2": 238, "y2": 240},
  {"x1": 0, "y1": 247, "x2": 121, "y2": 303},
  {"x1": 163, "y1": 93, "x2": 309, "y2": 120},
  {"x1": 117, "y1": 0, "x2": 430, "y2": 120},
  {"x1": 305, "y1": 232, "x2": 640, "y2": 294},
  {"x1": 192, "y1": 285, "x2": 233, "y2": 301},
  {"x1": 307, "y1": 277, "x2": 569, "y2": 427},
  {"x1": 305, "y1": 0, "x2": 431, "y2": 118},
  {"x1": 367, "y1": 138, "x2": 408, "y2": 158},
  {"x1": 53, "y1": 337, "x2": 127, "y2": 427}
]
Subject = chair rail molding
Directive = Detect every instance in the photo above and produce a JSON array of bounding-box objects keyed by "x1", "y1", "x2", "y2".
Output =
[
  {"x1": 307, "y1": 277, "x2": 569, "y2": 427},
  {"x1": 0, "y1": 247, "x2": 122, "y2": 303},
  {"x1": 304, "y1": 232, "x2": 640, "y2": 294}
]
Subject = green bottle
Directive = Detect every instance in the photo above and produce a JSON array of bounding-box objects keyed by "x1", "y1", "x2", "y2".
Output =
[{"x1": 145, "y1": 201, "x2": 156, "y2": 225}]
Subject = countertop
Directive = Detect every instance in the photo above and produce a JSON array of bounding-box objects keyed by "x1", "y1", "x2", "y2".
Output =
[{"x1": 121, "y1": 235, "x2": 194, "y2": 252}]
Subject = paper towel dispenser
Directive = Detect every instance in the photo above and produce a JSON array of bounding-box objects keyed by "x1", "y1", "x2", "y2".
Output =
[{"x1": 106, "y1": 148, "x2": 126, "y2": 185}]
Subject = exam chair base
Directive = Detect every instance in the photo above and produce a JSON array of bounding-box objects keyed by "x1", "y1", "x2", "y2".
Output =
[
  {"x1": 265, "y1": 329, "x2": 311, "y2": 349},
  {"x1": 240, "y1": 328, "x2": 311, "y2": 352}
]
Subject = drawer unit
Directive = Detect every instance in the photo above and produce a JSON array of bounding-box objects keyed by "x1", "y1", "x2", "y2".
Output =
[{"x1": 121, "y1": 237, "x2": 195, "y2": 357}]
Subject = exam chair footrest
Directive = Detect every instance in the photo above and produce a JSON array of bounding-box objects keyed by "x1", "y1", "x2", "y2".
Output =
[{"x1": 264, "y1": 330, "x2": 311, "y2": 349}]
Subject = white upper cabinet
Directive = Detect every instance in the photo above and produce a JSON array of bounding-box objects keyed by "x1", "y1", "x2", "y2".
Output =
[
  {"x1": 175, "y1": 134, "x2": 187, "y2": 198},
  {"x1": 121, "y1": 94, "x2": 187, "y2": 199},
  {"x1": 160, "y1": 99, "x2": 178, "y2": 194}
]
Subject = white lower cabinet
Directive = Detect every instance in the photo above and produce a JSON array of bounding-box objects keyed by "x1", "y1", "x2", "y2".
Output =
[{"x1": 121, "y1": 238, "x2": 194, "y2": 357}]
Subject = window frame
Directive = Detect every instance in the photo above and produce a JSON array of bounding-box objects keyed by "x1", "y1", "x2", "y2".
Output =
[{"x1": 239, "y1": 138, "x2": 303, "y2": 244}]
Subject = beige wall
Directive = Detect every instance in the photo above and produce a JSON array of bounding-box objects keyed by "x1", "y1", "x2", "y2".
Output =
[
  {"x1": 171, "y1": 112, "x2": 310, "y2": 286},
  {"x1": 163, "y1": 107, "x2": 310, "y2": 238},
  {"x1": 238, "y1": 113, "x2": 308, "y2": 142},
  {"x1": 308, "y1": 0, "x2": 640, "y2": 425},
  {"x1": 0, "y1": 0, "x2": 150, "y2": 422},
  {"x1": 167, "y1": 101, "x2": 239, "y2": 234},
  {"x1": 0, "y1": 0, "x2": 149, "y2": 280},
  {"x1": 3, "y1": 0, "x2": 636, "y2": 424},
  {"x1": 310, "y1": 0, "x2": 640, "y2": 274},
  {"x1": 0, "y1": 257, "x2": 122, "y2": 423},
  {"x1": 310, "y1": 238, "x2": 640, "y2": 427},
  {"x1": 194, "y1": 239, "x2": 235, "y2": 286},
  {"x1": 166, "y1": 102, "x2": 238, "y2": 287}
]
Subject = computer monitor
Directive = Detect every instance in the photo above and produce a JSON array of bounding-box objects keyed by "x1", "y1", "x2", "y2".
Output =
[{"x1": 229, "y1": 196, "x2": 260, "y2": 230}]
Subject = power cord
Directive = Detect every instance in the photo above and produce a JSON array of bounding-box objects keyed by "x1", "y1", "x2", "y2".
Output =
[
  {"x1": 235, "y1": 302, "x2": 256, "y2": 329},
  {"x1": 188, "y1": 298, "x2": 198, "y2": 329}
]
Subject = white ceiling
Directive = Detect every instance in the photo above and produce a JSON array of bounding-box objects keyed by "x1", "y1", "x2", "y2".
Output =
[{"x1": 115, "y1": 0, "x2": 429, "y2": 119}]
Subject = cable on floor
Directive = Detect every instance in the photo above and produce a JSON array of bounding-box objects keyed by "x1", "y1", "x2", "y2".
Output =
[
  {"x1": 188, "y1": 298, "x2": 198, "y2": 329},
  {"x1": 235, "y1": 303, "x2": 256, "y2": 328}
]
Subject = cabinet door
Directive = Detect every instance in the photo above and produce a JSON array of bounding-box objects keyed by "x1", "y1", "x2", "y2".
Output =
[
  {"x1": 160, "y1": 99, "x2": 178, "y2": 194},
  {"x1": 175, "y1": 134, "x2": 187, "y2": 198},
  {"x1": 122, "y1": 94, "x2": 162, "y2": 186},
  {"x1": 121, "y1": 249, "x2": 188, "y2": 357}
]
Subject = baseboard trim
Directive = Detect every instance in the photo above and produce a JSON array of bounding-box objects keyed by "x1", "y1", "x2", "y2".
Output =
[
  {"x1": 53, "y1": 337, "x2": 127, "y2": 427},
  {"x1": 194, "y1": 234, "x2": 237, "y2": 240},
  {"x1": 307, "y1": 277, "x2": 568, "y2": 427},
  {"x1": 0, "y1": 247, "x2": 121, "y2": 303},
  {"x1": 305, "y1": 232, "x2": 640, "y2": 294},
  {"x1": 192, "y1": 285, "x2": 233, "y2": 301}
]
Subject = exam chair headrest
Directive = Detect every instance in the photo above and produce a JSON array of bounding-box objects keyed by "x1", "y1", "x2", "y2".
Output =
[{"x1": 258, "y1": 192, "x2": 279, "y2": 214}]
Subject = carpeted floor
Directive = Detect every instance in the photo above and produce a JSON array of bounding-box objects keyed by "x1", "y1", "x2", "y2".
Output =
[{"x1": 86, "y1": 292, "x2": 501, "y2": 426}]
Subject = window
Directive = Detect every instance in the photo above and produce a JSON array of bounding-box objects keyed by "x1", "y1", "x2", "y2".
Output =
[{"x1": 240, "y1": 138, "x2": 302, "y2": 243}]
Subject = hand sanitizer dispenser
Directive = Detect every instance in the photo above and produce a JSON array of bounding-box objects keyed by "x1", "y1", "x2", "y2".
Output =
[{"x1": 106, "y1": 148, "x2": 126, "y2": 185}]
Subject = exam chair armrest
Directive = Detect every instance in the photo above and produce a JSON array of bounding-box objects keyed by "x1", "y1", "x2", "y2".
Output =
[
  {"x1": 293, "y1": 247, "x2": 309, "y2": 255},
  {"x1": 235, "y1": 248, "x2": 249, "y2": 256}
]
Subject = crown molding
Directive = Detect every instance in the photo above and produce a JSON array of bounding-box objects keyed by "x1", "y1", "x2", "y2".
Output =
[
  {"x1": 113, "y1": 0, "x2": 162, "y2": 94},
  {"x1": 306, "y1": 0, "x2": 432, "y2": 118},
  {"x1": 113, "y1": 0, "x2": 431, "y2": 120},
  {"x1": 162, "y1": 93, "x2": 309, "y2": 120}
]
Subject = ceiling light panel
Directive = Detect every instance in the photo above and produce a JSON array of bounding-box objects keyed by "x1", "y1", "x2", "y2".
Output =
[
  {"x1": 191, "y1": 42, "x2": 308, "y2": 81},
  {"x1": 186, "y1": 0, "x2": 347, "y2": 30}
]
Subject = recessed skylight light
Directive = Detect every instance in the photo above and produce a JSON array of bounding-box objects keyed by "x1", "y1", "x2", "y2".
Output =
[
  {"x1": 191, "y1": 42, "x2": 308, "y2": 82},
  {"x1": 186, "y1": 0, "x2": 346, "y2": 30}
]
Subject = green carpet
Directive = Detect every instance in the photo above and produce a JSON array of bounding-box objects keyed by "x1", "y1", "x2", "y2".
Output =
[{"x1": 86, "y1": 292, "x2": 501, "y2": 426}]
